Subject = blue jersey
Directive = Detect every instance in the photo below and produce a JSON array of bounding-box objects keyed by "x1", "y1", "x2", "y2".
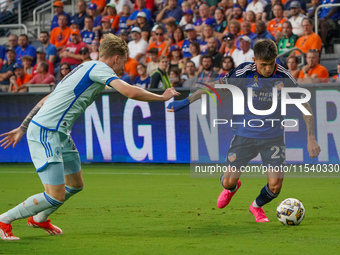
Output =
[
  {"x1": 182, "y1": 39, "x2": 198, "y2": 58},
  {"x1": 118, "y1": 16, "x2": 129, "y2": 34},
  {"x1": 81, "y1": 30, "x2": 95, "y2": 45},
  {"x1": 223, "y1": 62, "x2": 300, "y2": 139},
  {"x1": 134, "y1": 76, "x2": 150, "y2": 89}
]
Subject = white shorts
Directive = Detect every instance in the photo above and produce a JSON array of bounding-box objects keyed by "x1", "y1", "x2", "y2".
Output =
[{"x1": 27, "y1": 122, "x2": 80, "y2": 173}]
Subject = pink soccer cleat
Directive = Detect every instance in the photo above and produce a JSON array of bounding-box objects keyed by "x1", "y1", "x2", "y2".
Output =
[
  {"x1": 27, "y1": 216, "x2": 63, "y2": 235},
  {"x1": 217, "y1": 180, "x2": 241, "y2": 209},
  {"x1": 249, "y1": 202, "x2": 270, "y2": 222},
  {"x1": 0, "y1": 222, "x2": 20, "y2": 241}
]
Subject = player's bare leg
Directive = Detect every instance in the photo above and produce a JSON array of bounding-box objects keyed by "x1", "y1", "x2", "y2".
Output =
[
  {"x1": 29, "y1": 171, "x2": 84, "y2": 235},
  {"x1": 217, "y1": 169, "x2": 242, "y2": 208}
]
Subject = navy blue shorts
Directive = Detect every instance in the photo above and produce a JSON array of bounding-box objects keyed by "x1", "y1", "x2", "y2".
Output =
[{"x1": 226, "y1": 135, "x2": 286, "y2": 169}]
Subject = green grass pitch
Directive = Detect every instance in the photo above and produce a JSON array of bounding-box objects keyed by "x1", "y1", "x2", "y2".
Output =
[{"x1": 0, "y1": 163, "x2": 339, "y2": 254}]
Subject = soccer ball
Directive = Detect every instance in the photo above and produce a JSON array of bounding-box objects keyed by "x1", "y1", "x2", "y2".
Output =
[{"x1": 276, "y1": 198, "x2": 305, "y2": 225}]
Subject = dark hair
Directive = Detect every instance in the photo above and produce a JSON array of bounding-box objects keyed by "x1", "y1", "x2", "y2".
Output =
[
  {"x1": 18, "y1": 34, "x2": 28, "y2": 40},
  {"x1": 221, "y1": 56, "x2": 235, "y2": 69},
  {"x1": 58, "y1": 62, "x2": 72, "y2": 81},
  {"x1": 85, "y1": 15, "x2": 94, "y2": 21},
  {"x1": 156, "y1": 25, "x2": 165, "y2": 33},
  {"x1": 302, "y1": 18, "x2": 313, "y2": 26},
  {"x1": 166, "y1": 20, "x2": 177, "y2": 28},
  {"x1": 137, "y1": 63, "x2": 146, "y2": 69},
  {"x1": 253, "y1": 39, "x2": 278, "y2": 61},
  {"x1": 186, "y1": 60, "x2": 196, "y2": 67},
  {"x1": 189, "y1": 41, "x2": 200, "y2": 54},
  {"x1": 287, "y1": 55, "x2": 299, "y2": 63},
  {"x1": 272, "y1": 3, "x2": 284, "y2": 10},
  {"x1": 169, "y1": 68, "x2": 181, "y2": 77},
  {"x1": 201, "y1": 54, "x2": 213, "y2": 64},
  {"x1": 40, "y1": 31, "x2": 50, "y2": 37},
  {"x1": 171, "y1": 26, "x2": 184, "y2": 45}
]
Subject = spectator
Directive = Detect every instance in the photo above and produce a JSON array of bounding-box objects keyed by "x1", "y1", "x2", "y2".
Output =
[
  {"x1": 59, "y1": 29, "x2": 88, "y2": 68},
  {"x1": 237, "y1": 20, "x2": 256, "y2": 49},
  {"x1": 165, "y1": 20, "x2": 177, "y2": 39},
  {"x1": 232, "y1": 35, "x2": 254, "y2": 67},
  {"x1": 262, "y1": 0, "x2": 281, "y2": 22},
  {"x1": 105, "y1": 3, "x2": 120, "y2": 32},
  {"x1": 251, "y1": 20, "x2": 276, "y2": 47},
  {"x1": 168, "y1": 45, "x2": 183, "y2": 72},
  {"x1": 332, "y1": 61, "x2": 340, "y2": 83},
  {"x1": 135, "y1": 12, "x2": 151, "y2": 42},
  {"x1": 284, "y1": 0, "x2": 307, "y2": 15},
  {"x1": 134, "y1": 63, "x2": 150, "y2": 89},
  {"x1": 220, "y1": 33, "x2": 237, "y2": 57},
  {"x1": 56, "y1": 62, "x2": 72, "y2": 83},
  {"x1": 245, "y1": 11, "x2": 257, "y2": 34},
  {"x1": 194, "y1": 4, "x2": 216, "y2": 33},
  {"x1": 21, "y1": 56, "x2": 34, "y2": 75},
  {"x1": 147, "y1": 26, "x2": 168, "y2": 59},
  {"x1": 150, "y1": 56, "x2": 171, "y2": 89},
  {"x1": 80, "y1": 47, "x2": 91, "y2": 63},
  {"x1": 193, "y1": 0, "x2": 206, "y2": 17},
  {"x1": 217, "y1": 56, "x2": 235, "y2": 79},
  {"x1": 81, "y1": 16, "x2": 96, "y2": 45},
  {"x1": 179, "y1": 8, "x2": 194, "y2": 29},
  {"x1": 246, "y1": 0, "x2": 264, "y2": 21},
  {"x1": 146, "y1": 48, "x2": 159, "y2": 76},
  {"x1": 278, "y1": 21, "x2": 298, "y2": 55},
  {"x1": 101, "y1": 16, "x2": 114, "y2": 34},
  {"x1": 182, "y1": 61, "x2": 198, "y2": 88},
  {"x1": 128, "y1": 27, "x2": 149, "y2": 63},
  {"x1": 267, "y1": 3, "x2": 287, "y2": 40},
  {"x1": 133, "y1": 0, "x2": 154, "y2": 13},
  {"x1": 198, "y1": 55, "x2": 219, "y2": 84},
  {"x1": 286, "y1": 55, "x2": 301, "y2": 80},
  {"x1": 117, "y1": 4, "x2": 131, "y2": 34},
  {"x1": 90, "y1": 39, "x2": 99, "y2": 60},
  {"x1": 71, "y1": 0, "x2": 87, "y2": 30},
  {"x1": 298, "y1": 49, "x2": 329, "y2": 84},
  {"x1": 50, "y1": 14, "x2": 73, "y2": 51},
  {"x1": 206, "y1": 37, "x2": 223, "y2": 73},
  {"x1": 0, "y1": 0, "x2": 15, "y2": 24},
  {"x1": 182, "y1": 24, "x2": 199, "y2": 59},
  {"x1": 227, "y1": 5, "x2": 243, "y2": 23},
  {"x1": 28, "y1": 61, "x2": 55, "y2": 85},
  {"x1": 206, "y1": 0, "x2": 218, "y2": 13},
  {"x1": 38, "y1": 31, "x2": 57, "y2": 64},
  {"x1": 156, "y1": 0, "x2": 183, "y2": 25},
  {"x1": 0, "y1": 47, "x2": 16, "y2": 92},
  {"x1": 8, "y1": 63, "x2": 33, "y2": 93},
  {"x1": 119, "y1": 72, "x2": 133, "y2": 84},
  {"x1": 127, "y1": 0, "x2": 153, "y2": 27},
  {"x1": 110, "y1": 0, "x2": 134, "y2": 15},
  {"x1": 32, "y1": 47, "x2": 55, "y2": 76},
  {"x1": 0, "y1": 45, "x2": 5, "y2": 62},
  {"x1": 293, "y1": 18, "x2": 322, "y2": 55},
  {"x1": 16, "y1": 34, "x2": 36, "y2": 66},
  {"x1": 199, "y1": 25, "x2": 218, "y2": 55},
  {"x1": 223, "y1": 20, "x2": 241, "y2": 43},
  {"x1": 124, "y1": 57, "x2": 139, "y2": 82},
  {"x1": 238, "y1": 0, "x2": 248, "y2": 12},
  {"x1": 189, "y1": 41, "x2": 201, "y2": 69},
  {"x1": 170, "y1": 26, "x2": 185, "y2": 49},
  {"x1": 169, "y1": 68, "x2": 182, "y2": 87},
  {"x1": 288, "y1": 1, "x2": 306, "y2": 37},
  {"x1": 70, "y1": 19, "x2": 80, "y2": 32},
  {"x1": 51, "y1": 1, "x2": 71, "y2": 31},
  {"x1": 213, "y1": 7, "x2": 228, "y2": 40},
  {"x1": 91, "y1": 0, "x2": 106, "y2": 14},
  {"x1": 308, "y1": 0, "x2": 340, "y2": 52},
  {"x1": 4, "y1": 35, "x2": 18, "y2": 62},
  {"x1": 118, "y1": 29, "x2": 130, "y2": 43},
  {"x1": 87, "y1": 3, "x2": 102, "y2": 33}
]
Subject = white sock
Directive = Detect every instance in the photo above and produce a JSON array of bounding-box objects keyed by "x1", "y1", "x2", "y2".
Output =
[
  {"x1": 252, "y1": 200, "x2": 260, "y2": 208},
  {"x1": 0, "y1": 213, "x2": 12, "y2": 224}
]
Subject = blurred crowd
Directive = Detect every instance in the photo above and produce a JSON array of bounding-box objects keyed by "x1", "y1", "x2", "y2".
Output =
[{"x1": 0, "y1": 0, "x2": 340, "y2": 93}]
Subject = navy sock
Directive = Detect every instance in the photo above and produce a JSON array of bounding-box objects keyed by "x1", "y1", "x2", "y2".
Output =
[{"x1": 255, "y1": 183, "x2": 279, "y2": 207}]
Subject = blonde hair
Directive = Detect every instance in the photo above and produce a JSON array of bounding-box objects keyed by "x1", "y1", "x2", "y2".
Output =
[
  {"x1": 158, "y1": 55, "x2": 168, "y2": 62},
  {"x1": 181, "y1": 1, "x2": 191, "y2": 8},
  {"x1": 99, "y1": 33, "x2": 128, "y2": 59}
]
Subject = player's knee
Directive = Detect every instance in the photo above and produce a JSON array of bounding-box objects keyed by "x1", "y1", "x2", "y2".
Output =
[
  {"x1": 222, "y1": 178, "x2": 239, "y2": 189},
  {"x1": 268, "y1": 182, "x2": 282, "y2": 194},
  {"x1": 46, "y1": 191, "x2": 66, "y2": 203}
]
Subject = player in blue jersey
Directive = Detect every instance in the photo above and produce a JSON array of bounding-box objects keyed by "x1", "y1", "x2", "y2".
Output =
[
  {"x1": 167, "y1": 39, "x2": 321, "y2": 222},
  {"x1": 0, "y1": 34, "x2": 180, "y2": 241}
]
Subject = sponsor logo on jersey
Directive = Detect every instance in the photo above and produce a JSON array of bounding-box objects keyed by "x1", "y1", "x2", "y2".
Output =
[{"x1": 228, "y1": 152, "x2": 236, "y2": 162}]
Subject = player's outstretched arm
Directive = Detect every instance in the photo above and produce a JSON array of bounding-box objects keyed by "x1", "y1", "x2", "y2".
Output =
[
  {"x1": 0, "y1": 94, "x2": 50, "y2": 149},
  {"x1": 108, "y1": 79, "x2": 180, "y2": 101},
  {"x1": 166, "y1": 81, "x2": 219, "y2": 112},
  {"x1": 302, "y1": 102, "x2": 321, "y2": 158}
]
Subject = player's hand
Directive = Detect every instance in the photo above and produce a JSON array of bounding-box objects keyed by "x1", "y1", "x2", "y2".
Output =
[
  {"x1": 166, "y1": 98, "x2": 190, "y2": 112},
  {"x1": 162, "y1": 88, "x2": 181, "y2": 101},
  {"x1": 0, "y1": 127, "x2": 25, "y2": 149},
  {"x1": 307, "y1": 137, "x2": 321, "y2": 158}
]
